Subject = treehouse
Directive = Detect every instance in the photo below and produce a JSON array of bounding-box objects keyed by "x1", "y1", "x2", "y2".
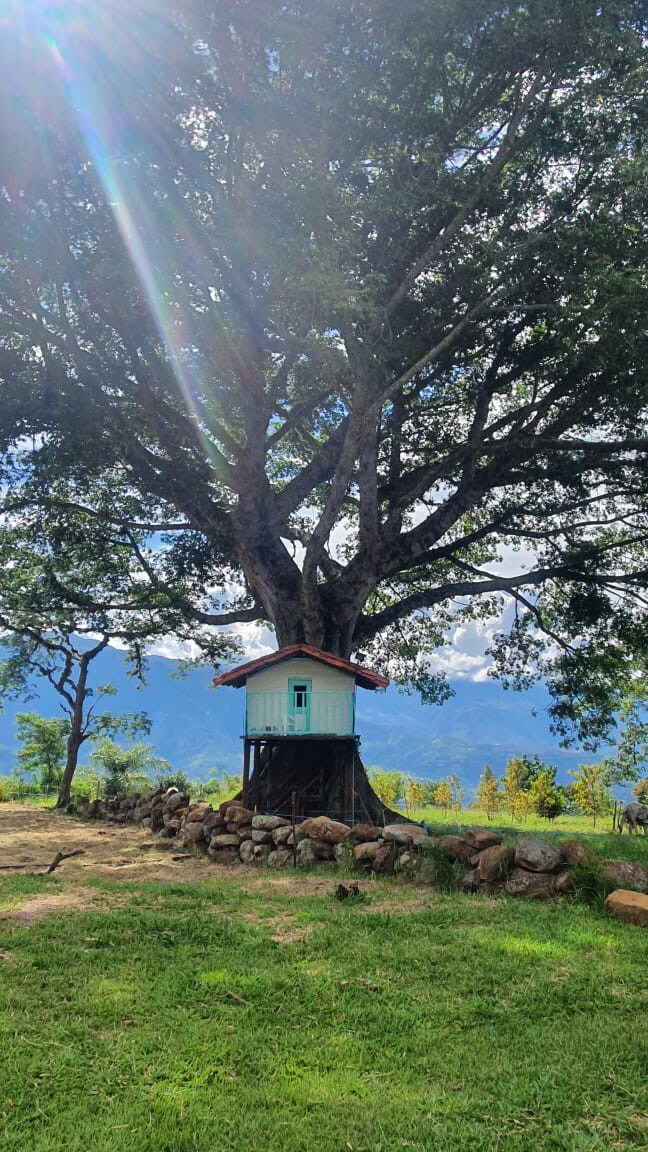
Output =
[{"x1": 213, "y1": 644, "x2": 394, "y2": 825}]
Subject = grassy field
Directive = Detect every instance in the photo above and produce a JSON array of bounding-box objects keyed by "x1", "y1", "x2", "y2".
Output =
[
  {"x1": 415, "y1": 804, "x2": 621, "y2": 836},
  {"x1": 414, "y1": 806, "x2": 648, "y2": 862},
  {"x1": 1, "y1": 818, "x2": 647, "y2": 1152}
]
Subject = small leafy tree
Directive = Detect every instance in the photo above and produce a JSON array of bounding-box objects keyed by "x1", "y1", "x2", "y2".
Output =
[
  {"x1": 633, "y1": 776, "x2": 648, "y2": 805},
  {"x1": 15, "y1": 712, "x2": 68, "y2": 792},
  {"x1": 405, "y1": 776, "x2": 427, "y2": 818},
  {"x1": 476, "y1": 764, "x2": 502, "y2": 821},
  {"x1": 368, "y1": 769, "x2": 404, "y2": 810},
  {"x1": 603, "y1": 680, "x2": 647, "y2": 786},
  {"x1": 569, "y1": 763, "x2": 613, "y2": 828},
  {"x1": 0, "y1": 510, "x2": 234, "y2": 807},
  {"x1": 201, "y1": 770, "x2": 244, "y2": 805},
  {"x1": 501, "y1": 758, "x2": 526, "y2": 820},
  {"x1": 422, "y1": 780, "x2": 442, "y2": 806},
  {"x1": 90, "y1": 739, "x2": 170, "y2": 797},
  {"x1": 448, "y1": 773, "x2": 464, "y2": 812},
  {"x1": 433, "y1": 780, "x2": 452, "y2": 814},
  {"x1": 529, "y1": 767, "x2": 565, "y2": 821},
  {"x1": 517, "y1": 790, "x2": 535, "y2": 824},
  {"x1": 155, "y1": 769, "x2": 190, "y2": 794}
]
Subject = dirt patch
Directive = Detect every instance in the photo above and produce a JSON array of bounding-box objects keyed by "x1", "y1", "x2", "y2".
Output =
[
  {"x1": 0, "y1": 886, "x2": 125, "y2": 927},
  {"x1": 0, "y1": 807, "x2": 451, "y2": 913},
  {"x1": 269, "y1": 921, "x2": 315, "y2": 944},
  {"x1": 357, "y1": 894, "x2": 435, "y2": 916},
  {"x1": 0, "y1": 804, "x2": 215, "y2": 884},
  {"x1": 231, "y1": 909, "x2": 317, "y2": 943}
]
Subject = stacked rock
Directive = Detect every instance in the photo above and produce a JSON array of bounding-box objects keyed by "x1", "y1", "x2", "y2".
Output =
[
  {"x1": 67, "y1": 796, "x2": 648, "y2": 918},
  {"x1": 70, "y1": 786, "x2": 190, "y2": 831}
]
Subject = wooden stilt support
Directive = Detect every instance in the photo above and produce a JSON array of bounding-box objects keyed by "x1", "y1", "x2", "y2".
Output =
[
  {"x1": 253, "y1": 741, "x2": 262, "y2": 810},
  {"x1": 242, "y1": 740, "x2": 251, "y2": 808},
  {"x1": 343, "y1": 741, "x2": 353, "y2": 826}
]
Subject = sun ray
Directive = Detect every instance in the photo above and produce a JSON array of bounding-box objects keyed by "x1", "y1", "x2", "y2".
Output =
[{"x1": 38, "y1": 5, "x2": 232, "y2": 480}]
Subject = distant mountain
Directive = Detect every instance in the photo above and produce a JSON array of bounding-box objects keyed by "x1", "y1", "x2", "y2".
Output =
[{"x1": 0, "y1": 645, "x2": 611, "y2": 795}]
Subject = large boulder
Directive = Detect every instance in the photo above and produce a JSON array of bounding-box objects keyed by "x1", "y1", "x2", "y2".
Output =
[
  {"x1": 559, "y1": 840, "x2": 599, "y2": 868},
  {"x1": 409, "y1": 834, "x2": 436, "y2": 850},
  {"x1": 219, "y1": 798, "x2": 246, "y2": 818},
  {"x1": 600, "y1": 859, "x2": 648, "y2": 894},
  {"x1": 347, "y1": 823, "x2": 382, "y2": 843},
  {"x1": 475, "y1": 844, "x2": 514, "y2": 883},
  {"x1": 436, "y1": 835, "x2": 474, "y2": 863},
  {"x1": 185, "y1": 802, "x2": 212, "y2": 825},
  {"x1": 272, "y1": 826, "x2": 294, "y2": 846},
  {"x1": 203, "y1": 811, "x2": 225, "y2": 835},
  {"x1": 207, "y1": 847, "x2": 239, "y2": 866},
  {"x1": 383, "y1": 823, "x2": 425, "y2": 846},
  {"x1": 239, "y1": 840, "x2": 256, "y2": 865},
  {"x1": 225, "y1": 805, "x2": 255, "y2": 826},
  {"x1": 268, "y1": 849, "x2": 293, "y2": 869},
  {"x1": 183, "y1": 822, "x2": 207, "y2": 844},
  {"x1": 514, "y1": 835, "x2": 562, "y2": 874},
  {"x1": 163, "y1": 792, "x2": 187, "y2": 814},
  {"x1": 210, "y1": 833, "x2": 241, "y2": 849},
  {"x1": 371, "y1": 844, "x2": 395, "y2": 875},
  {"x1": 605, "y1": 889, "x2": 648, "y2": 927},
  {"x1": 505, "y1": 867, "x2": 555, "y2": 899},
  {"x1": 353, "y1": 841, "x2": 383, "y2": 865},
  {"x1": 252, "y1": 829, "x2": 274, "y2": 845},
  {"x1": 298, "y1": 816, "x2": 351, "y2": 844},
  {"x1": 462, "y1": 828, "x2": 502, "y2": 851},
  {"x1": 296, "y1": 838, "x2": 317, "y2": 865},
  {"x1": 150, "y1": 804, "x2": 164, "y2": 833},
  {"x1": 554, "y1": 869, "x2": 575, "y2": 895},
  {"x1": 162, "y1": 817, "x2": 181, "y2": 835},
  {"x1": 296, "y1": 837, "x2": 335, "y2": 864},
  {"x1": 462, "y1": 868, "x2": 480, "y2": 893},
  {"x1": 252, "y1": 814, "x2": 291, "y2": 832}
]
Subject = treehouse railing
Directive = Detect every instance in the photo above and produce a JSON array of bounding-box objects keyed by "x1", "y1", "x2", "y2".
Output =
[{"x1": 246, "y1": 690, "x2": 355, "y2": 736}]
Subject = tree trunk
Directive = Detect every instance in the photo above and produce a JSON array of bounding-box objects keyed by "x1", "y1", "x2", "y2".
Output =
[
  {"x1": 244, "y1": 739, "x2": 411, "y2": 826},
  {"x1": 56, "y1": 657, "x2": 89, "y2": 808}
]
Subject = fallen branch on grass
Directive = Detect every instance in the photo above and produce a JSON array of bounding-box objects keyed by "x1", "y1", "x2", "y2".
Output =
[
  {"x1": 0, "y1": 849, "x2": 85, "y2": 874},
  {"x1": 46, "y1": 849, "x2": 85, "y2": 873}
]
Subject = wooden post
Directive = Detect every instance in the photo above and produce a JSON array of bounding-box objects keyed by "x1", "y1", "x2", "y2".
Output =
[
  {"x1": 612, "y1": 798, "x2": 618, "y2": 833},
  {"x1": 253, "y1": 741, "x2": 262, "y2": 810},
  {"x1": 291, "y1": 790, "x2": 298, "y2": 868},
  {"x1": 242, "y1": 740, "x2": 251, "y2": 809},
  {"x1": 343, "y1": 741, "x2": 353, "y2": 826}
]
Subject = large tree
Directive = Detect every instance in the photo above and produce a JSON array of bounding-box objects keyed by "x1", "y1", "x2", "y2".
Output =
[{"x1": 1, "y1": 0, "x2": 647, "y2": 738}]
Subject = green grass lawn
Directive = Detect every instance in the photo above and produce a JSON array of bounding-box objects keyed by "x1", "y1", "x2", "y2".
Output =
[{"x1": 1, "y1": 863, "x2": 647, "y2": 1152}]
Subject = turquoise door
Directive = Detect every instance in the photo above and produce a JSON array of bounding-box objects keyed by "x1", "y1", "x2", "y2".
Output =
[{"x1": 288, "y1": 678, "x2": 312, "y2": 733}]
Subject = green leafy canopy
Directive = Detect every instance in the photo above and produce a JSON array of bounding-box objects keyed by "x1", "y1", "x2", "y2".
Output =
[{"x1": 0, "y1": 0, "x2": 646, "y2": 745}]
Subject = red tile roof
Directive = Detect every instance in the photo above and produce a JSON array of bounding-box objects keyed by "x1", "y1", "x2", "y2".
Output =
[{"x1": 213, "y1": 644, "x2": 389, "y2": 691}]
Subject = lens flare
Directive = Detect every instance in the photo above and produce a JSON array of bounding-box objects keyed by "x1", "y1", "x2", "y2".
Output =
[{"x1": 40, "y1": 9, "x2": 230, "y2": 479}]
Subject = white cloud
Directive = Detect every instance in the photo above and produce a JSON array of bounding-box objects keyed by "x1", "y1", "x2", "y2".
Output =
[{"x1": 136, "y1": 532, "x2": 539, "y2": 679}]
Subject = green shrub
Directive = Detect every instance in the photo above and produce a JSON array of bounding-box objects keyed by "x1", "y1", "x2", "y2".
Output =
[{"x1": 155, "y1": 769, "x2": 190, "y2": 794}]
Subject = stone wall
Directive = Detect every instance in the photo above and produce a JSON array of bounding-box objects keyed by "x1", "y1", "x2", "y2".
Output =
[{"x1": 68, "y1": 791, "x2": 648, "y2": 915}]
